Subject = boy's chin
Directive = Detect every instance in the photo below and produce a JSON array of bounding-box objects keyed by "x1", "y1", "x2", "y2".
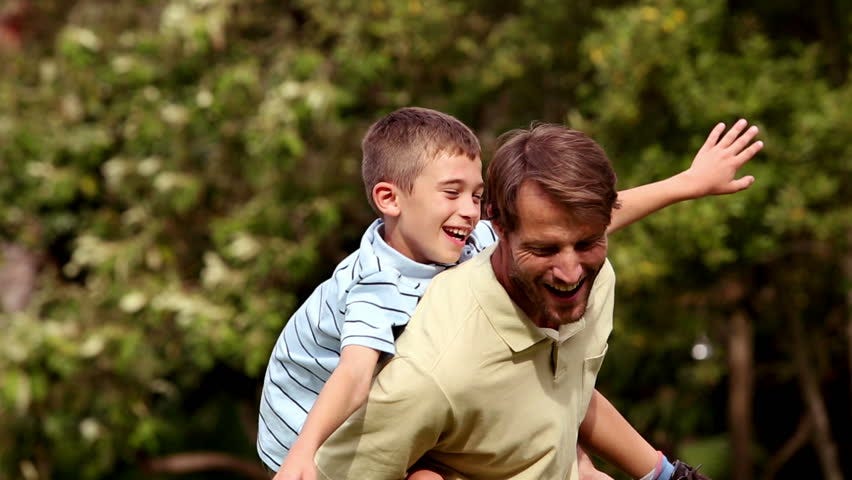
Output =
[{"x1": 430, "y1": 249, "x2": 464, "y2": 265}]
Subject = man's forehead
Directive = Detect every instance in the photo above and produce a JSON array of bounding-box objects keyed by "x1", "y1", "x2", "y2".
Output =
[
  {"x1": 513, "y1": 196, "x2": 607, "y2": 241},
  {"x1": 514, "y1": 217, "x2": 607, "y2": 244}
]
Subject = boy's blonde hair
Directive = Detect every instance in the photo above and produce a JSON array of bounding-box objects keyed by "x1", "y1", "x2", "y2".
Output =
[{"x1": 361, "y1": 107, "x2": 481, "y2": 214}]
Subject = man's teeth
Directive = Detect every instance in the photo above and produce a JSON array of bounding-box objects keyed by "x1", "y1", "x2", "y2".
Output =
[{"x1": 547, "y1": 281, "x2": 580, "y2": 292}]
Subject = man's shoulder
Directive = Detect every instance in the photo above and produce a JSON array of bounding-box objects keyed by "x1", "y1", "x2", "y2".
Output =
[
  {"x1": 582, "y1": 258, "x2": 616, "y2": 336},
  {"x1": 598, "y1": 258, "x2": 615, "y2": 286},
  {"x1": 397, "y1": 254, "x2": 493, "y2": 366}
]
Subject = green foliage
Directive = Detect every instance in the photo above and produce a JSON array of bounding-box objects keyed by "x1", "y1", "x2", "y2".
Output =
[{"x1": 0, "y1": 0, "x2": 849, "y2": 478}]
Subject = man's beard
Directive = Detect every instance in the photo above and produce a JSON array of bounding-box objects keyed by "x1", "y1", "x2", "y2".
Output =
[{"x1": 508, "y1": 260, "x2": 587, "y2": 329}]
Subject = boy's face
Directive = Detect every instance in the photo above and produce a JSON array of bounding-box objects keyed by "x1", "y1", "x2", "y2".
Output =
[{"x1": 388, "y1": 152, "x2": 484, "y2": 264}]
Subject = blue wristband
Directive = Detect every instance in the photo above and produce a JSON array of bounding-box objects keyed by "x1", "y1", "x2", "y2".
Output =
[{"x1": 657, "y1": 456, "x2": 676, "y2": 480}]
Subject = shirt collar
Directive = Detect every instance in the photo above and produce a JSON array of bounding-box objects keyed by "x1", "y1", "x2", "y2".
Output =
[
  {"x1": 469, "y1": 245, "x2": 548, "y2": 352},
  {"x1": 362, "y1": 219, "x2": 448, "y2": 280}
]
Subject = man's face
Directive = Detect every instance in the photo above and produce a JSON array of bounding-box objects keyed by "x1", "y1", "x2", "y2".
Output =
[
  {"x1": 389, "y1": 152, "x2": 484, "y2": 264},
  {"x1": 494, "y1": 181, "x2": 608, "y2": 329}
]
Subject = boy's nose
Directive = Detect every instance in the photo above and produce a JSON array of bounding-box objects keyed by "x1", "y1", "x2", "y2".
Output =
[{"x1": 459, "y1": 197, "x2": 479, "y2": 218}]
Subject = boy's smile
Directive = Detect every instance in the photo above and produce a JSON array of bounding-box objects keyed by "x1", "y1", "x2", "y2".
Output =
[{"x1": 383, "y1": 152, "x2": 483, "y2": 265}]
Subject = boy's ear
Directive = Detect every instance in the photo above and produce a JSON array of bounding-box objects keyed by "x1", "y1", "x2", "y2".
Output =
[{"x1": 372, "y1": 182, "x2": 401, "y2": 217}]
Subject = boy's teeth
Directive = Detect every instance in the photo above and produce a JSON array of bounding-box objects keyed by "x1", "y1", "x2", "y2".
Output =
[{"x1": 444, "y1": 227, "x2": 469, "y2": 238}]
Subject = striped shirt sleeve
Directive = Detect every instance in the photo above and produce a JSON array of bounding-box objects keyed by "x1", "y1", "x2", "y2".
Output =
[{"x1": 340, "y1": 269, "x2": 422, "y2": 355}]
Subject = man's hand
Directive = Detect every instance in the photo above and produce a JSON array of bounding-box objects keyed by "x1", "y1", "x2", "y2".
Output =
[
  {"x1": 274, "y1": 449, "x2": 317, "y2": 480},
  {"x1": 577, "y1": 446, "x2": 615, "y2": 480},
  {"x1": 680, "y1": 119, "x2": 764, "y2": 198}
]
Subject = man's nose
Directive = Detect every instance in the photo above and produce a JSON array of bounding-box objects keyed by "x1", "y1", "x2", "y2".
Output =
[{"x1": 552, "y1": 251, "x2": 583, "y2": 284}]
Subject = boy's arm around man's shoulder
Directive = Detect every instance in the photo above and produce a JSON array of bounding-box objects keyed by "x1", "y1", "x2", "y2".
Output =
[
  {"x1": 315, "y1": 355, "x2": 452, "y2": 480},
  {"x1": 276, "y1": 345, "x2": 381, "y2": 480}
]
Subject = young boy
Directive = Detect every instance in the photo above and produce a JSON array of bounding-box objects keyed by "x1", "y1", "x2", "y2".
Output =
[{"x1": 258, "y1": 107, "x2": 762, "y2": 480}]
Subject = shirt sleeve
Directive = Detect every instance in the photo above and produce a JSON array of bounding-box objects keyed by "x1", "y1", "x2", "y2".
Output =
[
  {"x1": 340, "y1": 269, "x2": 421, "y2": 355},
  {"x1": 315, "y1": 356, "x2": 451, "y2": 480}
]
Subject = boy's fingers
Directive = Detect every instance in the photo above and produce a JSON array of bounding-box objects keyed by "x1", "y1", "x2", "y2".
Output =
[
  {"x1": 730, "y1": 125, "x2": 760, "y2": 153},
  {"x1": 735, "y1": 140, "x2": 764, "y2": 164},
  {"x1": 727, "y1": 175, "x2": 756, "y2": 193},
  {"x1": 703, "y1": 122, "x2": 726, "y2": 150},
  {"x1": 718, "y1": 118, "x2": 748, "y2": 148}
]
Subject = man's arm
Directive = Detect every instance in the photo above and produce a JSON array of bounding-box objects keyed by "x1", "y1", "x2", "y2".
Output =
[
  {"x1": 274, "y1": 345, "x2": 380, "y2": 480},
  {"x1": 577, "y1": 445, "x2": 615, "y2": 480},
  {"x1": 579, "y1": 389, "x2": 713, "y2": 480},
  {"x1": 578, "y1": 389, "x2": 659, "y2": 478},
  {"x1": 608, "y1": 119, "x2": 763, "y2": 234}
]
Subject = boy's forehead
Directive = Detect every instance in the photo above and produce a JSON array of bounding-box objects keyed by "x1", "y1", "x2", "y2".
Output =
[
  {"x1": 422, "y1": 152, "x2": 483, "y2": 179},
  {"x1": 426, "y1": 149, "x2": 481, "y2": 164}
]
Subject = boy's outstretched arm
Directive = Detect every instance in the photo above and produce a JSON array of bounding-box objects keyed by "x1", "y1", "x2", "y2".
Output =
[
  {"x1": 274, "y1": 345, "x2": 380, "y2": 480},
  {"x1": 608, "y1": 119, "x2": 764, "y2": 234}
]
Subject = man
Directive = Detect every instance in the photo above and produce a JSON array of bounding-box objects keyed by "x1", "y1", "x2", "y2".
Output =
[{"x1": 314, "y1": 124, "x2": 712, "y2": 480}]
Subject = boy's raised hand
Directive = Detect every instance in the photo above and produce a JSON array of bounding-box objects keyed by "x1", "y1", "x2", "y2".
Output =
[
  {"x1": 607, "y1": 119, "x2": 763, "y2": 234},
  {"x1": 680, "y1": 119, "x2": 764, "y2": 198}
]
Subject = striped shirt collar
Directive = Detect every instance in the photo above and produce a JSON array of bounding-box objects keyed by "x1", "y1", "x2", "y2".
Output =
[{"x1": 363, "y1": 219, "x2": 449, "y2": 280}]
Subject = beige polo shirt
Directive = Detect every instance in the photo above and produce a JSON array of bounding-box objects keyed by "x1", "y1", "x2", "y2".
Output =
[{"x1": 316, "y1": 245, "x2": 614, "y2": 480}]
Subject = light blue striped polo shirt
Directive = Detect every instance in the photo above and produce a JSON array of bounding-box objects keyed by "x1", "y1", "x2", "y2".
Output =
[{"x1": 257, "y1": 218, "x2": 498, "y2": 470}]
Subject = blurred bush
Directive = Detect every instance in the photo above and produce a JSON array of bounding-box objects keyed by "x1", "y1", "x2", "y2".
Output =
[{"x1": 0, "y1": 0, "x2": 848, "y2": 478}]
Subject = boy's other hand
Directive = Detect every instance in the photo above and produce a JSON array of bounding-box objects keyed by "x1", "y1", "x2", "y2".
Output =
[
  {"x1": 274, "y1": 450, "x2": 317, "y2": 480},
  {"x1": 680, "y1": 119, "x2": 764, "y2": 198}
]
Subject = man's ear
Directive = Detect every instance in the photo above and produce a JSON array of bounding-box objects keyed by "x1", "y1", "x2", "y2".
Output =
[
  {"x1": 373, "y1": 182, "x2": 401, "y2": 217},
  {"x1": 486, "y1": 205, "x2": 506, "y2": 240}
]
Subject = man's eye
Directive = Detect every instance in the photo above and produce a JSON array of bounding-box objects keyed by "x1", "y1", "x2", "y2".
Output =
[{"x1": 576, "y1": 238, "x2": 602, "y2": 251}]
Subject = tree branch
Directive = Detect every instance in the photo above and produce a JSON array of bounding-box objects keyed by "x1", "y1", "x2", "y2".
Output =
[
  {"x1": 790, "y1": 316, "x2": 843, "y2": 480},
  {"x1": 761, "y1": 414, "x2": 812, "y2": 480},
  {"x1": 141, "y1": 451, "x2": 268, "y2": 480},
  {"x1": 727, "y1": 309, "x2": 754, "y2": 480}
]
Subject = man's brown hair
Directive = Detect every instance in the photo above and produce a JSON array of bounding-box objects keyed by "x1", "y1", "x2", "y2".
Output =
[
  {"x1": 484, "y1": 123, "x2": 620, "y2": 232},
  {"x1": 361, "y1": 107, "x2": 481, "y2": 214}
]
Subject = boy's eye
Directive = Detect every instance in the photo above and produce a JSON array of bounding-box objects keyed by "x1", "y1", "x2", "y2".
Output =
[{"x1": 443, "y1": 190, "x2": 460, "y2": 197}]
